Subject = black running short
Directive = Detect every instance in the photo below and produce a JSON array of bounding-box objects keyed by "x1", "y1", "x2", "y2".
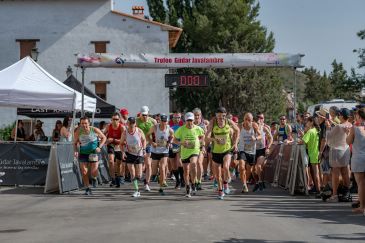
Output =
[
  {"x1": 182, "y1": 154, "x2": 199, "y2": 164},
  {"x1": 238, "y1": 151, "x2": 256, "y2": 166},
  {"x1": 151, "y1": 153, "x2": 169, "y2": 161},
  {"x1": 125, "y1": 152, "x2": 144, "y2": 165},
  {"x1": 212, "y1": 151, "x2": 232, "y2": 165},
  {"x1": 255, "y1": 148, "x2": 266, "y2": 159}
]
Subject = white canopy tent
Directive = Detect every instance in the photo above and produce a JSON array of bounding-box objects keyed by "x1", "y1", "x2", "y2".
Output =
[
  {"x1": 0, "y1": 57, "x2": 97, "y2": 141},
  {"x1": 0, "y1": 57, "x2": 96, "y2": 111}
]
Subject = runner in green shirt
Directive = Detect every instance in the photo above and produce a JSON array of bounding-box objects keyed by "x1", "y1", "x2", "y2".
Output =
[{"x1": 174, "y1": 112, "x2": 205, "y2": 198}]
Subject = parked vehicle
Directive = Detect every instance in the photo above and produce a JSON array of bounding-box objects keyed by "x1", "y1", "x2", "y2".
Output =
[{"x1": 307, "y1": 99, "x2": 359, "y2": 116}]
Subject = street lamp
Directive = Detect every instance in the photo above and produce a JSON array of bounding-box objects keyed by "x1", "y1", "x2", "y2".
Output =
[
  {"x1": 30, "y1": 47, "x2": 39, "y2": 62},
  {"x1": 66, "y1": 65, "x2": 73, "y2": 77}
]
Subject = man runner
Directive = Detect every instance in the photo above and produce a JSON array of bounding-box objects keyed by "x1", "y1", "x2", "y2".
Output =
[
  {"x1": 169, "y1": 112, "x2": 184, "y2": 189},
  {"x1": 136, "y1": 106, "x2": 157, "y2": 191},
  {"x1": 105, "y1": 112, "x2": 125, "y2": 187},
  {"x1": 74, "y1": 116, "x2": 106, "y2": 195},
  {"x1": 206, "y1": 107, "x2": 239, "y2": 199},
  {"x1": 174, "y1": 112, "x2": 205, "y2": 198},
  {"x1": 147, "y1": 114, "x2": 174, "y2": 195}
]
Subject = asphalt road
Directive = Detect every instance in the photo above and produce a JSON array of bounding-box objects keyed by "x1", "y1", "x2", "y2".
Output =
[{"x1": 0, "y1": 179, "x2": 364, "y2": 243}]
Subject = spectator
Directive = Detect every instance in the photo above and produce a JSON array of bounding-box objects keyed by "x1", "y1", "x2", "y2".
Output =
[
  {"x1": 120, "y1": 108, "x2": 129, "y2": 125},
  {"x1": 346, "y1": 107, "x2": 365, "y2": 214},
  {"x1": 60, "y1": 116, "x2": 72, "y2": 142},
  {"x1": 98, "y1": 121, "x2": 107, "y2": 133},
  {"x1": 329, "y1": 106, "x2": 341, "y2": 125},
  {"x1": 33, "y1": 120, "x2": 47, "y2": 141},
  {"x1": 52, "y1": 120, "x2": 62, "y2": 142},
  {"x1": 11, "y1": 120, "x2": 26, "y2": 141},
  {"x1": 273, "y1": 115, "x2": 293, "y2": 143},
  {"x1": 327, "y1": 108, "x2": 352, "y2": 201}
]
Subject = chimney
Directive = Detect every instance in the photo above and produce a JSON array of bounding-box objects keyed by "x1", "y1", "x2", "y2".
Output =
[{"x1": 132, "y1": 6, "x2": 144, "y2": 18}]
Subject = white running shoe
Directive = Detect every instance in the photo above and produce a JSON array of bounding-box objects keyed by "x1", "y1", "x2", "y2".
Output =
[
  {"x1": 132, "y1": 191, "x2": 140, "y2": 197},
  {"x1": 185, "y1": 193, "x2": 192, "y2": 198},
  {"x1": 145, "y1": 184, "x2": 151, "y2": 192}
]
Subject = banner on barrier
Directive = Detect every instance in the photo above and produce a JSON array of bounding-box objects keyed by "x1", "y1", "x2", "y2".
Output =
[
  {"x1": 0, "y1": 143, "x2": 51, "y2": 185},
  {"x1": 98, "y1": 146, "x2": 110, "y2": 183},
  {"x1": 76, "y1": 53, "x2": 303, "y2": 69},
  {"x1": 263, "y1": 145, "x2": 281, "y2": 183}
]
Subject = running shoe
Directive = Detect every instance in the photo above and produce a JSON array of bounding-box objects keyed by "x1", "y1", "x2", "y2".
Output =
[
  {"x1": 120, "y1": 176, "x2": 125, "y2": 185},
  {"x1": 115, "y1": 177, "x2": 121, "y2": 188},
  {"x1": 145, "y1": 184, "x2": 151, "y2": 192},
  {"x1": 241, "y1": 184, "x2": 249, "y2": 193},
  {"x1": 109, "y1": 178, "x2": 115, "y2": 187},
  {"x1": 352, "y1": 201, "x2": 360, "y2": 208},
  {"x1": 327, "y1": 195, "x2": 338, "y2": 203},
  {"x1": 162, "y1": 181, "x2": 168, "y2": 187},
  {"x1": 223, "y1": 184, "x2": 230, "y2": 195},
  {"x1": 158, "y1": 188, "x2": 165, "y2": 195},
  {"x1": 132, "y1": 191, "x2": 141, "y2": 197},
  {"x1": 175, "y1": 181, "x2": 181, "y2": 189},
  {"x1": 185, "y1": 193, "x2": 192, "y2": 198},
  {"x1": 203, "y1": 174, "x2": 209, "y2": 181},
  {"x1": 170, "y1": 174, "x2": 176, "y2": 181},
  {"x1": 213, "y1": 179, "x2": 218, "y2": 190},
  {"x1": 186, "y1": 186, "x2": 191, "y2": 198},
  {"x1": 218, "y1": 191, "x2": 224, "y2": 200},
  {"x1": 84, "y1": 188, "x2": 92, "y2": 195},
  {"x1": 253, "y1": 183, "x2": 260, "y2": 192},
  {"x1": 227, "y1": 177, "x2": 232, "y2": 184},
  {"x1": 196, "y1": 182, "x2": 202, "y2": 191}
]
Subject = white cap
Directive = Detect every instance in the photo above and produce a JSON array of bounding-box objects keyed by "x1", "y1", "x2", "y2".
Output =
[
  {"x1": 140, "y1": 106, "x2": 149, "y2": 115},
  {"x1": 185, "y1": 112, "x2": 194, "y2": 121}
]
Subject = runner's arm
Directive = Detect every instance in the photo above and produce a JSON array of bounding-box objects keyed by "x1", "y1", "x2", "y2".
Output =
[
  {"x1": 264, "y1": 126, "x2": 273, "y2": 149},
  {"x1": 252, "y1": 122, "x2": 262, "y2": 141},
  {"x1": 228, "y1": 119, "x2": 240, "y2": 147},
  {"x1": 139, "y1": 128, "x2": 147, "y2": 149},
  {"x1": 346, "y1": 126, "x2": 355, "y2": 145},
  {"x1": 94, "y1": 127, "x2": 107, "y2": 148},
  {"x1": 205, "y1": 120, "x2": 215, "y2": 144}
]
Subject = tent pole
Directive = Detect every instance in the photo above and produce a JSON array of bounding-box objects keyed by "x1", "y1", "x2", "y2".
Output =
[
  {"x1": 293, "y1": 67, "x2": 297, "y2": 142},
  {"x1": 91, "y1": 112, "x2": 95, "y2": 127},
  {"x1": 81, "y1": 66, "x2": 85, "y2": 117}
]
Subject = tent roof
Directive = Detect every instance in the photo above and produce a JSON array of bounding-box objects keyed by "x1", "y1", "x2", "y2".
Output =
[
  {"x1": 0, "y1": 57, "x2": 96, "y2": 112},
  {"x1": 64, "y1": 75, "x2": 117, "y2": 117}
]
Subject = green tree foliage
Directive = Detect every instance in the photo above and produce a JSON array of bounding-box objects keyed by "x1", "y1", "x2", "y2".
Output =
[
  {"x1": 303, "y1": 67, "x2": 333, "y2": 103},
  {"x1": 147, "y1": 0, "x2": 286, "y2": 120},
  {"x1": 354, "y1": 29, "x2": 365, "y2": 68},
  {"x1": 146, "y1": 0, "x2": 166, "y2": 22},
  {"x1": 328, "y1": 59, "x2": 348, "y2": 98}
]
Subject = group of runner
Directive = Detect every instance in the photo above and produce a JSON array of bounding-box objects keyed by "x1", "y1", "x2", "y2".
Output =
[{"x1": 73, "y1": 105, "x2": 276, "y2": 200}]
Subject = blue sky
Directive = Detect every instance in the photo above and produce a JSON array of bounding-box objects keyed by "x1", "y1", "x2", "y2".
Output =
[{"x1": 115, "y1": 0, "x2": 365, "y2": 74}]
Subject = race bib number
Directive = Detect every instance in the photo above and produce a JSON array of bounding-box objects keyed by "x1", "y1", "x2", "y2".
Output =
[
  {"x1": 184, "y1": 140, "x2": 196, "y2": 149},
  {"x1": 215, "y1": 135, "x2": 227, "y2": 145},
  {"x1": 128, "y1": 144, "x2": 141, "y2": 154},
  {"x1": 156, "y1": 139, "x2": 167, "y2": 147}
]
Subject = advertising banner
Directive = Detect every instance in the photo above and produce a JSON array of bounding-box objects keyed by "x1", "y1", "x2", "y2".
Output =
[
  {"x1": 77, "y1": 53, "x2": 303, "y2": 69},
  {"x1": 0, "y1": 143, "x2": 51, "y2": 185}
]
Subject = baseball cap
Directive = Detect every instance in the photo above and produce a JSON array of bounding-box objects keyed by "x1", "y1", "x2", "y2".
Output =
[
  {"x1": 36, "y1": 120, "x2": 44, "y2": 124},
  {"x1": 120, "y1": 108, "x2": 129, "y2": 116},
  {"x1": 128, "y1": 117, "x2": 136, "y2": 123},
  {"x1": 160, "y1": 114, "x2": 168, "y2": 122},
  {"x1": 140, "y1": 106, "x2": 149, "y2": 115},
  {"x1": 232, "y1": 116, "x2": 239, "y2": 123},
  {"x1": 185, "y1": 112, "x2": 194, "y2": 121}
]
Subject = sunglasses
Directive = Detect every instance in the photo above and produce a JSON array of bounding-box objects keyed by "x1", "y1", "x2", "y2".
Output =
[
  {"x1": 112, "y1": 118, "x2": 119, "y2": 121},
  {"x1": 257, "y1": 116, "x2": 264, "y2": 119},
  {"x1": 142, "y1": 114, "x2": 148, "y2": 117},
  {"x1": 187, "y1": 119, "x2": 193, "y2": 122}
]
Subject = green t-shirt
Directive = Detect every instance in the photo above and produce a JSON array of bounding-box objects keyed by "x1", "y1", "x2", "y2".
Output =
[
  {"x1": 137, "y1": 117, "x2": 154, "y2": 136},
  {"x1": 175, "y1": 125, "x2": 204, "y2": 160},
  {"x1": 302, "y1": 127, "x2": 319, "y2": 164}
]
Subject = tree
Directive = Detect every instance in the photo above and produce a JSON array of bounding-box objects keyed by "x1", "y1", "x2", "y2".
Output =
[
  {"x1": 303, "y1": 67, "x2": 333, "y2": 103},
  {"x1": 328, "y1": 59, "x2": 348, "y2": 98},
  {"x1": 147, "y1": 0, "x2": 286, "y2": 120},
  {"x1": 353, "y1": 29, "x2": 365, "y2": 68},
  {"x1": 146, "y1": 0, "x2": 166, "y2": 22}
]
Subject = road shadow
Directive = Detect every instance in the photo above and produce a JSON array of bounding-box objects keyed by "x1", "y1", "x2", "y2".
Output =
[{"x1": 215, "y1": 238, "x2": 306, "y2": 243}]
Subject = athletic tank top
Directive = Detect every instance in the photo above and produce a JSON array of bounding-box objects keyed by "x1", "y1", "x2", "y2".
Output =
[
  {"x1": 152, "y1": 125, "x2": 170, "y2": 154},
  {"x1": 108, "y1": 124, "x2": 123, "y2": 140},
  {"x1": 278, "y1": 125, "x2": 288, "y2": 141},
  {"x1": 79, "y1": 127, "x2": 98, "y2": 155},
  {"x1": 125, "y1": 128, "x2": 143, "y2": 156},
  {"x1": 239, "y1": 126, "x2": 256, "y2": 154},
  {"x1": 256, "y1": 126, "x2": 266, "y2": 150},
  {"x1": 195, "y1": 119, "x2": 207, "y2": 132},
  {"x1": 212, "y1": 119, "x2": 232, "y2": 153}
]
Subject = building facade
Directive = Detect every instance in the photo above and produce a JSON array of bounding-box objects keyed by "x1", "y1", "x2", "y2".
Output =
[{"x1": 0, "y1": 0, "x2": 181, "y2": 133}]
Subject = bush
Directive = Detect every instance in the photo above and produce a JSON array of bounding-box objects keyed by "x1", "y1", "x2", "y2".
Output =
[{"x1": 0, "y1": 122, "x2": 15, "y2": 141}]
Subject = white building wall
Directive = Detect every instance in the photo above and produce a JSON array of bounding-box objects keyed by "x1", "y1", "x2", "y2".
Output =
[{"x1": 0, "y1": 0, "x2": 170, "y2": 134}]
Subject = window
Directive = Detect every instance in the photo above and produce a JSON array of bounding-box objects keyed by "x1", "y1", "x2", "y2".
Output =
[
  {"x1": 91, "y1": 81, "x2": 110, "y2": 100},
  {"x1": 90, "y1": 41, "x2": 110, "y2": 53},
  {"x1": 16, "y1": 39, "x2": 40, "y2": 59}
]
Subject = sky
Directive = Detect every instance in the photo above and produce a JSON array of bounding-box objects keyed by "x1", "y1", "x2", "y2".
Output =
[{"x1": 115, "y1": 0, "x2": 365, "y2": 74}]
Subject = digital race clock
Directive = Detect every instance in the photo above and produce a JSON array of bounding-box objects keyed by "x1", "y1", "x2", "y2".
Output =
[{"x1": 165, "y1": 74, "x2": 209, "y2": 88}]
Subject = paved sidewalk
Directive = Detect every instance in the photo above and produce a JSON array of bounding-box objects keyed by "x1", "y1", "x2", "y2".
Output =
[{"x1": 0, "y1": 180, "x2": 364, "y2": 243}]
